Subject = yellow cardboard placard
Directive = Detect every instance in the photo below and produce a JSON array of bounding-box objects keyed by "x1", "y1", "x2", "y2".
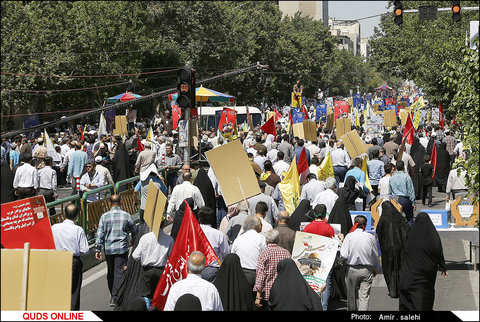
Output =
[
  {"x1": 1, "y1": 249, "x2": 72, "y2": 310},
  {"x1": 206, "y1": 139, "x2": 261, "y2": 206},
  {"x1": 341, "y1": 130, "x2": 367, "y2": 159},
  {"x1": 335, "y1": 118, "x2": 351, "y2": 138}
]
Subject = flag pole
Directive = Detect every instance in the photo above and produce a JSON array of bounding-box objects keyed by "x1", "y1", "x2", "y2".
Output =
[{"x1": 236, "y1": 177, "x2": 253, "y2": 216}]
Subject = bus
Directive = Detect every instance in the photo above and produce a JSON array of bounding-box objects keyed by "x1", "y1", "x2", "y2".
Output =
[{"x1": 197, "y1": 106, "x2": 262, "y2": 130}]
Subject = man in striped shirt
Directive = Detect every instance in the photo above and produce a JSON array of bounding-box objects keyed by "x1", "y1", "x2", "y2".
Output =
[
  {"x1": 95, "y1": 194, "x2": 137, "y2": 307},
  {"x1": 253, "y1": 229, "x2": 291, "y2": 311}
]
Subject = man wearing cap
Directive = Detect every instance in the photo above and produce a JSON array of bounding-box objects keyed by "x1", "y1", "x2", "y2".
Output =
[
  {"x1": 95, "y1": 156, "x2": 114, "y2": 186},
  {"x1": 135, "y1": 141, "x2": 156, "y2": 174},
  {"x1": 33, "y1": 137, "x2": 48, "y2": 169},
  {"x1": 134, "y1": 163, "x2": 167, "y2": 221},
  {"x1": 37, "y1": 156, "x2": 58, "y2": 216}
]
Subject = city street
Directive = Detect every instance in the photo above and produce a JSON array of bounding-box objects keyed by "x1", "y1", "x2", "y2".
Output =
[{"x1": 77, "y1": 187, "x2": 479, "y2": 312}]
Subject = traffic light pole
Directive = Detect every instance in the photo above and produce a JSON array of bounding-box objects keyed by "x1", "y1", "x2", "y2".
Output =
[{"x1": 403, "y1": 6, "x2": 478, "y2": 13}]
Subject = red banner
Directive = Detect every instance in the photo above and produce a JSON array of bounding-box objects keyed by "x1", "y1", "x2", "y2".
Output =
[
  {"x1": 151, "y1": 201, "x2": 219, "y2": 310},
  {"x1": 334, "y1": 101, "x2": 349, "y2": 121},
  {"x1": 172, "y1": 104, "x2": 182, "y2": 130},
  {"x1": 1, "y1": 196, "x2": 55, "y2": 249},
  {"x1": 217, "y1": 107, "x2": 237, "y2": 132}
]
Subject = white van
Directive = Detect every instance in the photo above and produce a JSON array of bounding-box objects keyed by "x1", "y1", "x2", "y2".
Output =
[{"x1": 197, "y1": 106, "x2": 262, "y2": 130}]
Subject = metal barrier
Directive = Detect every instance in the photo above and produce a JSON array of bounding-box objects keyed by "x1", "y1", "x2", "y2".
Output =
[
  {"x1": 81, "y1": 184, "x2": 114, "y2": 236},
  {"x1": 45, "y1": 176, "x2": 141, "y2": 242},
  {"x1": 47, "y1": 194, "x2": 81, "y2": 226}
]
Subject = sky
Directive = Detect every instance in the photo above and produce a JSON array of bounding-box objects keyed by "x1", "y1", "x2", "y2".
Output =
[{"x1": 328, "y1": 1, "x2": 390, "y2": 38}]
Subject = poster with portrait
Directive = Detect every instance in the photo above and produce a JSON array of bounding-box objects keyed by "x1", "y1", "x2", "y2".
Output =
[
  {"x1": 292, "y1": 232, "x2": 339, "y2": 295},
  {"x1": 431, "y1": 108, "x2": 440, "y2": 124},
  {"x1": 365, "y1": 115, "x2": 384, "y2": 137}
]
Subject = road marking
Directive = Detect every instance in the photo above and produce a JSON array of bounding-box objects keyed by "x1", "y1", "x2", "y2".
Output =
[{"x1": 82, "y1": 266, "x2": 107, "y2": 288}]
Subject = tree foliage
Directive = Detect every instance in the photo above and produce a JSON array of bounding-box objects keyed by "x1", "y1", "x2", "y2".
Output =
[{"x1": 2, "y1": 1, "x2": 384, "y2": 127}]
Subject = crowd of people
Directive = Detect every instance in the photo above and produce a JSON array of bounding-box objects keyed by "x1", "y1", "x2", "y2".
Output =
[{"x1": 0, "y1": 99, "x2": 473, "y2": 312}]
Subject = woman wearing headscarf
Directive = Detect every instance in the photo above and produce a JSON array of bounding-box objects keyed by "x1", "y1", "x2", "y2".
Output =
[
  {"x1": 194, "y1": 167, "x2": 217, "y2": 228},
  {"x1": 115, "y1": 216, "x2": 151, "y2": 311},
  {"x1": 433, "y1": 142, "x2": 451, "y2": 193},
  {"x1": 111, "y1": 136, "x2": 131, "y2": 192},
  {"x1": 1, "y1": 160, "x2": 15, "y2": 203},
  {"x1": 398, "y1": 212, "x2": 448, "y2": 311},
  {"x1": 170, "y1": 198, "x2": 196, "y2": 241},
  {"x1": 410, "y1": 137, "x2": 425, "y2": 200},
  {"x1": 173, "y1": 294, "x2": 202, "y2": 311},
  {"x1": 287, "y1": 199, "x2": 313, "y2": 231},
  {"x1": 268, "y1": 258, "x2": 323, "y2": 311},
  {"x1": 337, "y1": 175, "x2": 362, "y2": 211},
  {"x1": 326, "y1": 195, "x2": 354, "y2": 303},
  {"x1": 264, "y1": 134, "x2": 275, "y2": 152},
  {"x1": 213, "y1": 253, "x2": 255, "y2": 311},
  {"x1": 376, "y1": 200, "x2": 410, "y2": 298}
]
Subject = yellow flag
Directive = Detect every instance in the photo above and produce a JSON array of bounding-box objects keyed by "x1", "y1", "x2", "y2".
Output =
[
  {"x1": 146, "y1": 126, "x2": 153, "y2": 141},
  {"x1": 361, "y1": 155, "x2": 373, "y2": 192},
  {"x1": 413, "y1": 110, "x2": 421, "y2": 129},
  {"x1": 317, "y1": 151, "x2": 334, "y2": 181},
  {"x1": 278, "y1": 156, "x2": 301, "y2": 215},
  {"x1": 412, "y1": 96, "x2": 425, "y2": 110},
  {"x1": 355, "y1": 108, "x2": 360, "y2": 127}
]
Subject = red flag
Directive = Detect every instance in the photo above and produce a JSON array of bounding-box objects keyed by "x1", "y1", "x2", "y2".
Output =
[
  {"x1": 431, "y1": 141, "x2": 437, "y2": 179},
  {"x1": 136, "y1": 131, "x2": 144, "y2": 152},
  {"x1": 439, "y1": 102, "x2": 444, "y2": 129},
  {"x1": 301, "y1": 105, "x2": 309, "y2": 119},
  {"x1": 452, "y1": 115, "x2": 457, "y2": 125},
  {"x1": 80, "y1": 126, "x2": 84, "y2": 141},
  {"x1": 288, "y1": 112, "x2": 293, "y2": 125},
  {"x1": 274, "y1": 108, "x2": 282, "y2": 123},
  {"x1": 402, "y1": 113, "x2": 415, "y2": 145},
  {"x1": 172, "y1": 104, "x2": 182, "y2": 130},
  {"x1": 297, "y1": 146, "x2": 309, "y2": 174},
  {"x1": 260, "y1": 115, "x2": 276, "y2": 139},
  {"x1": 151, "y1": 201, "x2": 219, "y2": 310}
]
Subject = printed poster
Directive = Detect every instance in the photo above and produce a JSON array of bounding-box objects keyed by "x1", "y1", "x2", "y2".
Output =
[
  {"x1": 292, "y1": 232, "x2": 339, "y2": 295},
  {"x1": 1, "y1": 196, "x2": 55, "y2": 249}
]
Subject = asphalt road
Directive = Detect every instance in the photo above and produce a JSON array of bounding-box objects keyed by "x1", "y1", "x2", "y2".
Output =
[{"x1": 71, "y1": 187, "x2": 478, "y2": 313}]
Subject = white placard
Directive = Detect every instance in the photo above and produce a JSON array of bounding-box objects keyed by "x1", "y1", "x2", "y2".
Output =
[
  {"x1": 427, "y1": 212, "x2": 443, "y2": 227},
  {"x1": 458, "y1": 205, "x2": 474, "y2": 218}
]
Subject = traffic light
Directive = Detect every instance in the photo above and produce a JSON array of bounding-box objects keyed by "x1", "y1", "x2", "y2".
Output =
[
  {"x1": 394, "y1": 1, "x2": 403, "y2": 25},
  {"x1": 176, "y1": 66, "x2": 195, "y2": 109},
  {"x1": 452, "y1": 1, "x2": 461, "y2": 22}
]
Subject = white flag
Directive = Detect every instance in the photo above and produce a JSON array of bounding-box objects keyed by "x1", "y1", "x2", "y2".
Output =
[{"x1": 98, "y1": 112, "x2": 107, "y2": 139}]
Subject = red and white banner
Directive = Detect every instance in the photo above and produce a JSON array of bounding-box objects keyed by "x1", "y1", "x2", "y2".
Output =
[
  {"x1": 1, "y1": 196, "x2": 55, "y2": 249},
  {"x1": 151, "y1": 201, "x2": 218, "y2": 310}
]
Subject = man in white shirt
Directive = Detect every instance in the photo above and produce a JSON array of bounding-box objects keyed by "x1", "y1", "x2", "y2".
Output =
[
  {"x1": 231, "y1": 215, "x2": 266, "y2": 295},
  {"x1": 311, "y1": 177, "x2": 338, "y2": 215},
  {"x1": 13, "y1": 153, "x2": 38, "y2": 199},
  {"x1": 330, "y1": 141, "x2": 351, "y2": 185},
  {"x1": 247, "y1": 183, "x2": 279, "y2": 228},
  {"x1": 132, "y1": 220, "x2": 174, "y2": 299},
  {"x1": 197, "y1": 207, "x2": 230, "y2": 283},
  {"x1": 79, "y1": 162, "x2": 105, "y2": 203},
  {"x1": 167, "y1": 172, "x2": 205, "y2": 215},
  {"x1": 51, "y1": 204, "x2": 89, "y2": 310},
  {"x1": 273, "y1": 151, "x2": 290, "y2": 178},
  {"x1": 300, "y1": 173, "x2": 325, "y2": 204},
  {"x1": 164, "y1": 251, "x2": 223, "y2": 311},
  {"x1": 340, "y1": 215, "x2": 380, "y2": 311}
]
